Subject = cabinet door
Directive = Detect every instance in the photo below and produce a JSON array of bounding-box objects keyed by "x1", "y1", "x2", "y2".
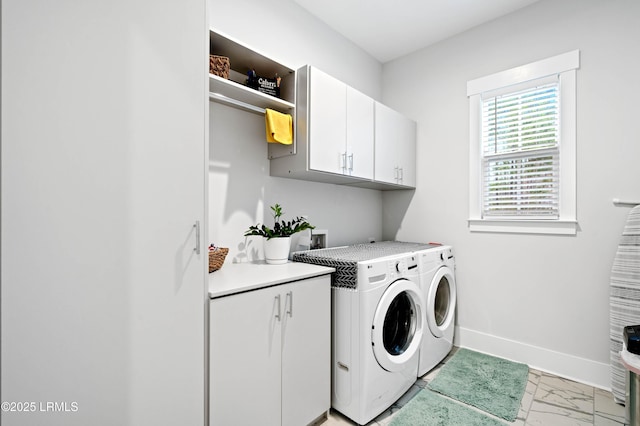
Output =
[
  {"x1": 346, "y1": 87, "x2": 374, "y2": 180},
  {"x1": 210, "y1": 287, "x2": 283, "y2": 426},
  {"x1": 2, "y1": 1, "x2": 206, "y2": 425},
  {"x1": 374, "y1": 102, "x2": 417, "y2": 187},
  {"x1": 308, "y1": 67, "x2": 347, "y2": 175},
  {"x1": 281, "y1": 276, "x2": 331, "y2": 426},
  {"x1": 397, "y1": 117, "x2": 417, "y2": 187},
  {"x1": 374, "y1": 102, "x2": 401, "y2": 184}
]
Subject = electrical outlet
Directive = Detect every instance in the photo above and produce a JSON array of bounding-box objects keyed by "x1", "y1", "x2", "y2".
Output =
[{"x1": 311, "y1": 229, "x2": 328, "y2": 249}]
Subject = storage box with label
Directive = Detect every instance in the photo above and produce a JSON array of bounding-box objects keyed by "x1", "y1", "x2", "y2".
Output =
[{"x1": 246, "y1": 69, "x2": 281, "y2": 98}]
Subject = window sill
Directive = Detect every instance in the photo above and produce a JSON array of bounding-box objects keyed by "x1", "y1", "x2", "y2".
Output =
[{"x1": 468, "y1": 219, "x2": 578, "y2": 235}]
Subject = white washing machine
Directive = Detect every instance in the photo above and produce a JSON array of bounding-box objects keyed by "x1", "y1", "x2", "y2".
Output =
[
  {"x1": 417, "y1": 245, "x2": 457, "y2": 377},
  {"x1": 294, "y1": 242, "x2": 429, "y2": 425},
  {"x1": 332, "y1": 252, "x2": 424, "y2": 425}
]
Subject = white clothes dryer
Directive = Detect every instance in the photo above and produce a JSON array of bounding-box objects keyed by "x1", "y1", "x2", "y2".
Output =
[{"x1": 416, "y1": 245, "x2": 457, "y2": 377}]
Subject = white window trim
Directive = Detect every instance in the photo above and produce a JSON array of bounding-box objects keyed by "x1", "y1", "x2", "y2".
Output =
[{"x1": 467, "y1": 50, "x2": 579, "y2": 235}]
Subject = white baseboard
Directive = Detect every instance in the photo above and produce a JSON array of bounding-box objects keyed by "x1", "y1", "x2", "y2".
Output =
[{"x1": 454, "y1": 326, "x2": 611, "y2": 391}]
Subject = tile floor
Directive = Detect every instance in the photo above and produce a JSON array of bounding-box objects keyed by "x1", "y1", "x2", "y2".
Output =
[{"x1": 322, "y1": 348, "x2": 627, "y2": 426}]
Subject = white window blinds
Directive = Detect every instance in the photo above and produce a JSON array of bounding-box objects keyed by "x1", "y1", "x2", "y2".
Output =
[{"x1": 481, "y1": 81, "x2": 560, "y2": 219}]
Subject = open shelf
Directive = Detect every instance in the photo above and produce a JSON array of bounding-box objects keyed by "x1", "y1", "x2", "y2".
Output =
[
  {"x1": 209, "y1": 29, "x2": 295, "y2": 114},
  {"x1": 209, "y1": 74, "x2": 294, "y2": 115}
]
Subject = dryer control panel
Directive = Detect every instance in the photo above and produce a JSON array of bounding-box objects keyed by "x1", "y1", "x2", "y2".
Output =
[
  {"x1": 439, "y1": 247, "x2": 454, "y2": 261},
  {"x1": 394, "y1": 255, "x2": 418, "y2": 273}
]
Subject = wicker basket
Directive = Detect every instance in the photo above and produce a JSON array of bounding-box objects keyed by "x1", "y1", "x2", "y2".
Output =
[
  {"x1": 209, "y1": 55, "x2": 230, "y2": 79},
  {"x1": 209, "y1": 247, "x2": 229, "y2": 273}
]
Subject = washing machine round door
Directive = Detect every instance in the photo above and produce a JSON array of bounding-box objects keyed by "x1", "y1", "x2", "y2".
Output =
[
  {"x1": 371, "y1": 278, "x2": 423, "y2": 372},
  {"x1": 427, "y1": 266, "x2": 456, "y2": 338}
]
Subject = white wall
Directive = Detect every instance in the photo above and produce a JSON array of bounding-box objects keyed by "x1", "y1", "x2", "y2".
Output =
[
  {"x1": 209, "y1": 0, "x2": 382, "y2": 99},
  {"x1": 209, "y1": 0, "x2": 384, "y2": 261},
  {"x1": 382, "y1": 0, "x2": 640, "y2": 389}
]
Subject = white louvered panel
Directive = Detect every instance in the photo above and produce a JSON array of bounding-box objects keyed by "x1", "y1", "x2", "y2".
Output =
[
  {"x1": 482, "y1": 83, "x2": 559, "y2": 156},
  {"x1": 482, "y1": 152, "x2": 559, "y2": 218},
  {"x1": 480, "y1": 81, "x2": 560, "y2": 219}
]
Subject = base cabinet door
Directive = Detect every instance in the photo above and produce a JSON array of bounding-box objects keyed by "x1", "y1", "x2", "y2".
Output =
[
  {"x1": 210, "y1": 285, "x2": 282, "y2": 426},
  {"x1": 281, "y1": 276, "x2": 331, "y2": 426}
]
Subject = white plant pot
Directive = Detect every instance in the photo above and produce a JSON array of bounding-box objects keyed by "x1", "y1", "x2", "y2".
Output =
[{"x1": 263, "y1": 237, "x2": 291, "y2": 265}]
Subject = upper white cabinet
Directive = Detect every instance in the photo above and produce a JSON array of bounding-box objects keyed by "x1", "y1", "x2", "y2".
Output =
[
  {"x1": 374, "y1": 102, "x2": 417, "y2": 188},
  {"x1": 305, "y1": 67, "x2": 374, "y2": 180},
  {"x1": 270, "y1": 66, "x2": 374, "y2": 183},
  {"x1": 270, "y1": 65, "x2": 414, "y2": 189}
]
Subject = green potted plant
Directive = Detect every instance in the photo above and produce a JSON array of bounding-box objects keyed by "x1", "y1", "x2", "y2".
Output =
[{"x1": 244, "y1": 203, "x2": 314, "y2": 264}]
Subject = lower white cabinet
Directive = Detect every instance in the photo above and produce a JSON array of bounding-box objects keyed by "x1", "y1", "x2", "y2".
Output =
[{"x1": 210, "y1": 275, "x2": 330, "y2": 426}]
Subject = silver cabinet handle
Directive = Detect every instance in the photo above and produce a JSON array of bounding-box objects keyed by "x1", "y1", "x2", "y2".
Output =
[
  {"x1": 348, "y1": 153, "x2": 354, "y2": 173},
  {"x1": 285, "y1": 291, "x2": 293, "y2": 317},
  {"x1": 399, "y1": 167, "x2": 404, "y2": 183},
  {"x1": 340, "y1": 152, "x2": 347, "y2": 171},
  {"x1": 193, "y1": 221, "x2": 200, "y2": 255},
  {"x1": 275, "y1": 295, "x2": 281, "y2": 321}
]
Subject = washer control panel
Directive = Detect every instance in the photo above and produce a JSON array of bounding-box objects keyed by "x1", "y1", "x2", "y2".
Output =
[{"x1": 362, "y1": 254, "x2": 419, "y2": 286}]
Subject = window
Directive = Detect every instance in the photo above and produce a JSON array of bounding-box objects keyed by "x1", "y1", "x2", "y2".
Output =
[
  {"x1": 467, "y1": 50, "x2": 579, "y2": 235},
  {"x1": 482, "y1": 79, "x2": 559, "y2": 218}
]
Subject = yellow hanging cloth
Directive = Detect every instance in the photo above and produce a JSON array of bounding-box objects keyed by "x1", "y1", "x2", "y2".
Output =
[{"x1": 265, "y1": 108, "x2": 293, "y2": 145}]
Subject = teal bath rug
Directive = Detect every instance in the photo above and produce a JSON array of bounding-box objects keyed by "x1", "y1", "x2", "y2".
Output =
[
  {"x1": 427, "y1": 348, "x2": 529, "y2": 421},
  {"x1": 389, "y1": 389, "x2": 505, "y2": 426}
]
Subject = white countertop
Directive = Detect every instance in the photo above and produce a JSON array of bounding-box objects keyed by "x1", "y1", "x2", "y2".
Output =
[
  {"x1": 208, "y1": 261, "x2": 335, "y2": 298},
  {"x1": 621, "y1": 345, "x2": 640, "y2": 375}
]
